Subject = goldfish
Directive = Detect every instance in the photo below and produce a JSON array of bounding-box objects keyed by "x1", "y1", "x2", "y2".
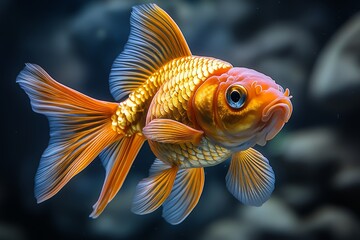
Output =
[{"x1": 17, "y1": 3, "x2": 292, "y2": 224}]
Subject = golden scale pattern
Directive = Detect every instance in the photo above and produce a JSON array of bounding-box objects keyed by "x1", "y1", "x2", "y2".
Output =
[
  {"x1": 153, "y1": 56, "x2": 233, "y2": 167},
  {"x1": 112, "y1": 56, "x2": 233, "y2": 167},
  {"x1": 152, "y1": 136, "x2": 233, "y2": 168}
]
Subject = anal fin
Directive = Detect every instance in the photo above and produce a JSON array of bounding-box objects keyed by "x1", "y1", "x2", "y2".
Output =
[
  {"x1": 162, "y1": 167, "x2": 205, "y2": 225},
  {"x1": 131, "y1": 159, "x2": 178, "y2": 215}
]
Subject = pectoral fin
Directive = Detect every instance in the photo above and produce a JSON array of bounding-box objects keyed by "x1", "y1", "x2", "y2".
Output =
[
  {"x1": 226, "y1": 148, "x2": 275, "y2": 206},
  {"x1": 142, "y1": 119, "x2": 203, "y2": 144}
]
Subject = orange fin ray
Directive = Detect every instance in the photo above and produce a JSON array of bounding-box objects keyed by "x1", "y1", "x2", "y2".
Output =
[
  {"x1": 16, "y1": 64, "x2": 120, "y2": 203},
  {"x1": 90, "y1": 134, "x2": 145, "y2": 218},
  {"x1": 162, "y1": 167, "x2": 205, "y2": 225},
  {"x1": 226, "y1": 148, "x2": 275, "y2": 206},
  {"x1": 131, "y1": 159, "x2": 178, "y2": 215},
  {"x1": 109, "y1": 3, "x2": 192, "y2": 101},
  {"x1": 143, "y1": 119, "x2": 203, "y2": 144}
]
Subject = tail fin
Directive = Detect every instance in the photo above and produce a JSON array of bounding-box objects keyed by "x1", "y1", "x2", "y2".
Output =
[{"x1": 17, "y1": 63, "x2": 121, "y2": 203}]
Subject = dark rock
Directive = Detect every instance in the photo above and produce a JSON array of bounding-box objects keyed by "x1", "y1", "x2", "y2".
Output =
[
  {"x1": 235, "y1": 24, "x2": 316, "y2": 63},
  {"x1": 333, "y1": 167, "x2": 360, "y2": 190},
  {"x1": 238, "y1": 197, "x2": 299, "y2": 234},
  {"x1": 301, "y1": 206, "x2": 360, "y2": 240},
  {"x1": 278, "y1": 184, "x2": 319, "y2": 212},
  {"x1": 331, "y1": 167, "x2": 360, "y2": 216},
  {"x1": 269, "y1": 128, "x2": 359, "y2": 183},
  {"x1": 310, "y1": 13, "x2": 360, "y2": 113},
  {"x1": 270, "y1": 128, "x2": 340, "y2": 167},
  {"x1": 199, "y1": 197, "x2": 300, "y2": 240},
  {"x1": 267, "y1": 128, "x2": 342, "y2": 216},
  {"x1": 199, "y1": 219, "x2": 254, "y2": 240}
]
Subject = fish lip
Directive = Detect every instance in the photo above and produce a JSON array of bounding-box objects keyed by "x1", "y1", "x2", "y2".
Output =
[
  {"x1": 258, "y1": 93, "x2": 292, "y2": 144},
  {"x1": 262, "y1": 96, "x2": 292, "y2": 123}
]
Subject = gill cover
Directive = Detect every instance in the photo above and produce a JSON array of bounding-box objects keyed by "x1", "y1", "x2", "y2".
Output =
[
  {"x1": 193, "y1": 67, "x2": 292, "y2": 150},
  {"x1": 192, "y1": 68, "x2": 259, "y2": 149}
]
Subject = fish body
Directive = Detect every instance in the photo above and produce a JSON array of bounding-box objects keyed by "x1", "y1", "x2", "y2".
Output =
[
  {"x1": 17, "y1": 4, "x2": 292, "y2": 224},
  {"x1": 111, "y1": 56, "x2": 231, "y2": 136},
  {"x1": 114, "y1": 55, "x2": 233, "y2": 168}
]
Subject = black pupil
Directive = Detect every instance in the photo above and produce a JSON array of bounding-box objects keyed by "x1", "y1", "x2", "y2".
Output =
[{"x1": 230, "y1": 90, "x2": 241, "y2": 103}]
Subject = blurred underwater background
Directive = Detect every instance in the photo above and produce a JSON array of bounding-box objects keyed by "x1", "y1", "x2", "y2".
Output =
[{"x1": 2, "y1": 0, "x2": 360, "y2": 239}]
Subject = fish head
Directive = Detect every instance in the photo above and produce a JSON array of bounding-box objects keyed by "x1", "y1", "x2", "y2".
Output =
[{"x1": 192, "y1": 67, "x2": 292, "y2": 150}]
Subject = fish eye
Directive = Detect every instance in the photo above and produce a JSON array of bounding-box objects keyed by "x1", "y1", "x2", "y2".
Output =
[{"x1": 226, "y1": 85, "x2": 247, "y2": 109}]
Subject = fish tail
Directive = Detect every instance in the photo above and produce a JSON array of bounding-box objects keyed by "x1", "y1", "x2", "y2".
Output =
[{"x1": 17, "y1": 63, "x2": 124, "y2": 203}]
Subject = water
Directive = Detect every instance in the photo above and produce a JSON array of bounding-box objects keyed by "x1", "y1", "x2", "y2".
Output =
[{"x1": 2, "y1": 0, "x2": 360, "y2": 239}]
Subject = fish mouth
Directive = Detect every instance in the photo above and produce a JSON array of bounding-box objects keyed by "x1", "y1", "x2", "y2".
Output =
[
  {"x1": 259, "y1": 89, "x2": 292, "y2": 144},
  {"x1": 262, "y1": 88, "x2": 292, "y2": 122}
]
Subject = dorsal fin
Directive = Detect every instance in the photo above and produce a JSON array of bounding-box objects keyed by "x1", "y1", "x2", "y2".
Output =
[{"x1": 109, "y1": 4, "x2": 192, "y2": 101}]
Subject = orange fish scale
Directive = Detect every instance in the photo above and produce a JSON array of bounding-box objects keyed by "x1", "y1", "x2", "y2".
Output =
[
  {"x1": 112, "y1": 55, "x2": 233, "y2": 166},
  {"x1": 144, "y1": 56, "x2": 233, "y2": 167},
  {"x1": 112, "y1": 56, "x2": 231, "y2": 133},
  {"x1": 150, "y1": 136, "x2": 231, "y2": 168}
]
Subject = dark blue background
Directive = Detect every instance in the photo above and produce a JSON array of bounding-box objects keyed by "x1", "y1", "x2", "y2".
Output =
[{"x1": 2, "y1": 0, "x2": 360, "y2": 239}]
